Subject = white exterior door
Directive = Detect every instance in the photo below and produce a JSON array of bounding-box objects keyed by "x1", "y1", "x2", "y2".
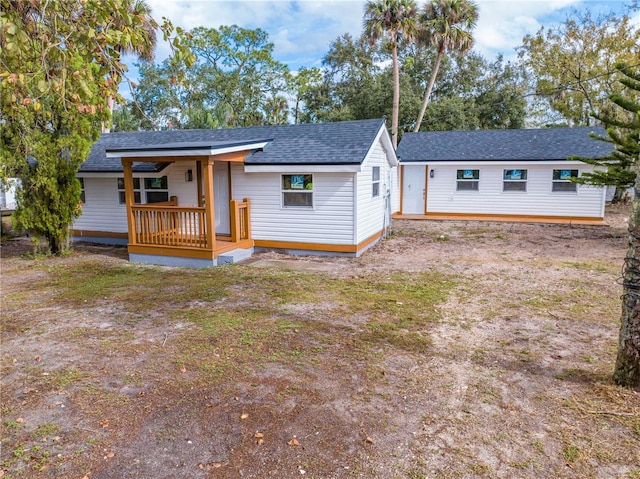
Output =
[
  {"x1": 402, "y1": 165, "x2": 426, "y2": 215},
  {"x1": 214, "y1": 162, "x2": 230, "y2": 235}
]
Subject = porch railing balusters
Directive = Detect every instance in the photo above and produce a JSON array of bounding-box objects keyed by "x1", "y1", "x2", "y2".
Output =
[{"x1": 130, "y1": 198, "x2": 250, "y2": 250}]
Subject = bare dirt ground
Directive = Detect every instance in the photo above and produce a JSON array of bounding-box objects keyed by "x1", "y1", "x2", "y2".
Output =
[{"x1": 1, "y1": 205, "x2": 639, "y2": 479}]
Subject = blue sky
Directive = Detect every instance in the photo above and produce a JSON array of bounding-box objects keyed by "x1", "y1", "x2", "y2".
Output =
[{"x1": 139, "y1": 0, "x2": 636, "y2": 72}]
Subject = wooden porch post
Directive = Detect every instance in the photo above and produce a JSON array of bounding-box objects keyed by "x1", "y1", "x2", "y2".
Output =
[
  {"x1": 230, "y1": 199, "x2": 239, "y2": 242},
  {"x1": 243, "y1": 197, "x2": 252, "y2": 239},
  {"x1": 122, "y1": 158, "x2": 136, "y2": 246},
  {"x1": 201, "y1": 157, "x2": 216, "y2": 251},
  {"x1": 196, "y1": 161, "x2": 203, "y2": 207}
]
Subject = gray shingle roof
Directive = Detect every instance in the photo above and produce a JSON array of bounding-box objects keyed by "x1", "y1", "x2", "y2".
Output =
[
  {"x1": 80, "y1": 118, "x2": 387, "y2": 172},
  {"x1": 397, "y1": 126, "x2": 614, "y2": 162}
]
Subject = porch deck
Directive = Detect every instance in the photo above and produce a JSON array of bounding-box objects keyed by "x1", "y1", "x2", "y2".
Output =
[{"x1": 127, "y1": 198, "x2": 253, "y2": 262}]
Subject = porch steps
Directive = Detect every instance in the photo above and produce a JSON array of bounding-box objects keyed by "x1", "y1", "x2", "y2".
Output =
[{"x1": 217, "y1": 247, "x2": 254, "y2": 265}]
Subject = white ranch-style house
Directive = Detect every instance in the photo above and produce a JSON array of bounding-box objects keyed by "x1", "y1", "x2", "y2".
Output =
[
  {"x1": 73, "y1": 118, "x2": 399, "y2": 267},
  {"x1": 72, "y1": 121, "x2": 615, "y2": 267}
]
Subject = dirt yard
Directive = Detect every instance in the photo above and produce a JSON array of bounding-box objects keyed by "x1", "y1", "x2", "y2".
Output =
[{"x1": 1, "y1": 205, "x2": 639, "y2": 479}]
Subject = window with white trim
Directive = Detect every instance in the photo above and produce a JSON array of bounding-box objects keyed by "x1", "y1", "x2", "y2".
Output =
[
  {"x1": 117, "y1": 176, "x2": 169, "y2": 204},
  {"x1": 503, "y1": 169, "x2": 527, "y2": 191},
  {"x1": 552, "y1": 169, "x2": 578, "y2": 192},
  {"x1": 79, "y1": 178, "x2": 86, "y2": 203},
  {"x1": 282, "y1": 174, "x2": 313, "y2": 208},
  {"x1": 456, "y1": 169, "x2": 479, "y2": 191},
  {"x1": 372, "y1": 166, "x2": 380, "y2": 197}
]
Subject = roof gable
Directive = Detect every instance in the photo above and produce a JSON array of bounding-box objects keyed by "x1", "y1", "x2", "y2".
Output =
[
  {"x1": 80, "y1": 119, "x2": 390, "y2": 172},
  {"x1": 397, "y1": 127, "x2": 614, "y2": 163}
]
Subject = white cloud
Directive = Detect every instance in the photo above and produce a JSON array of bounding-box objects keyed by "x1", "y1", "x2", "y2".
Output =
[
  {"x1": 146, "y1": 1, "x2": 367, "y2": 68},
  {"x1": 473, "y1": 0, "x2": 581, "y2": 60},
  {"x1": 138, "y1": 0, "x2": 632, "y2": 72}
]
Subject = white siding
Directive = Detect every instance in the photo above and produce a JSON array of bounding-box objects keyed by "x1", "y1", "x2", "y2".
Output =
[
  {"x1": 355, "y1": 140, "x2": 392, "y2": 243},
  {"x1": 167, "y1": 161, "x2": 199, "y2": 207},
  {"x1": 74, "y1": 177, "x2": 128, "y2": 233},
  {"x1": 74, "y1": 162, "x2": 199, "y2": 233},
  {"x1": 0, "y1": 179, "x2": 20, "y2": 210},
  {"x1": 425, "y1": 163, "x2": 605, "y2": 218},
  {"x1": 232, "y1": 163, "x2": 356, "y2": 245}
]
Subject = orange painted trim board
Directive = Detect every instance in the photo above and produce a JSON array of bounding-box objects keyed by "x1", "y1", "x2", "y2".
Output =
[
  {"x1": 392, "y1": 212, "x2": 605, "y2": 225},
  {"x1": 254, "y1": 230, "x2": 384, "y2": 254},
  {"x1": 70, "y1": 230, "x2": 128, "y2": 239},
  {"x1": 128, "y1": 244, "x2": 216, "y2": 260}
]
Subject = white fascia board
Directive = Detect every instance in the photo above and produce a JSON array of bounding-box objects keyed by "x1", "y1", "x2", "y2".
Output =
[
  {"x1": 243, "y1": 164, "x2": 362, "y2": 173},
  {"x1": 409, "y1": 160, "x2": 588, "y2": 167},
  {"x1": 105, "y1": 141, "x2": 270, "y2": 159},
  {"x1": 77, "y1": 171, "x2": 167, "y2": 178},
  {"x1": 362, "y1": 124, "x2": 398, "y2": 167}
]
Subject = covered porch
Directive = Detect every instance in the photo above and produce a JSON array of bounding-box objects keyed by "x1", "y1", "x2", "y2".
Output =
[{"x1": 109, "y1": 139, "x2": 269, "y2": 267}]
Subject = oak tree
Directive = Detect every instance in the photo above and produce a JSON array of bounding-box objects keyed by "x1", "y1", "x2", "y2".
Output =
[
  {"x1": 0, "y1": 0, "x2": 191, "y2": 253},
  {"x1": 518, "y1": 8, "x2": 640, "y2": 127}
]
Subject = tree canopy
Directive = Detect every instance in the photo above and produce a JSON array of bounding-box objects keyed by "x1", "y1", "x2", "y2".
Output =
[
  {"x1": 0, "y1": 0, "x2": 191, "y2": 253},
  {"x1": 115, "y1": 25, "x2": 290, "y2": 130},
  {"x1": 518, "y1": 7, "x2": 640, "y2": 127}
]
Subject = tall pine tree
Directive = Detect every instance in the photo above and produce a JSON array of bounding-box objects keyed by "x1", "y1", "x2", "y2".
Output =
[
  {"x1": 570, "y1": 64, "x2": 639, "y2": 202},
  {"x1": 591, "y1": 63, "x2": 640, "y2": 387}
]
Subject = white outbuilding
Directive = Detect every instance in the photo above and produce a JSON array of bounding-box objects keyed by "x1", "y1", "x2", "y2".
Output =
[{"x1": 396, "y1": 127, "x2": 613, "y2": 224}]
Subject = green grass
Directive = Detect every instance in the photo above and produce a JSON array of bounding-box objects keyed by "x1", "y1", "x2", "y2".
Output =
[
  {"x1": 49, "y1": 368, "x2": 84, "y2": 389},
  {"x1": 62, "y1": 267, "x2": 446, "y2": 384},
  {"x1": 32, "y1": 423, "x2": 61, "y2": 439},
  {"x1": 1, "y1": 237, "x2": 633, "y2": 479},
  {"x1": 563, "y1": 260, "x2": 615, "y2": 274},
  {"x1": 563, "y1": 443, "x2": 581, "y2": 462}
]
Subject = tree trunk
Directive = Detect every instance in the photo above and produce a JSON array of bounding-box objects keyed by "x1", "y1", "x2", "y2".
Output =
[
  {"x1": 614, "y1": 162, "x2": 640, "y2": 388},
  {"x1": 391, "y1": 38, "x2": 400, "y2": 149},
  {"x1": 102, "y1": 96, "x2": 115, "y2": 134},
  {"x1": 612, "y1": 186, "x2": 630, "y2": 204},
  {"x1": 414, "y1": 44, "x2": 444, "y2": 133}
]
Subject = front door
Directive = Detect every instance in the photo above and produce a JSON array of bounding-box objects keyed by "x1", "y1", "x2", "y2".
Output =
[
  {"x1": 214, "y1": 161, "x2": 231, "y2": 235},
  {"x1": 402, "y1": 165, "x2": 426, "y2": 214}
]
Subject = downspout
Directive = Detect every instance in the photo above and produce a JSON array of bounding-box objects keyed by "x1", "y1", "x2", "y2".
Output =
[{"x1": 383, "y1": 167, "x2": 392, "y2": 238}]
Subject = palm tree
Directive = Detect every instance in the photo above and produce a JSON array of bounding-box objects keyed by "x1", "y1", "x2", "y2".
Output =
[
  {"x1": 363, "y1": 0, "x2": 418, "y2": 148},
  {"x1": 103, "y1": 0, "x2": 158, "y2": 133},
  {"x1": 413, "y1": 0, "x2": 478, "y2": 132}
]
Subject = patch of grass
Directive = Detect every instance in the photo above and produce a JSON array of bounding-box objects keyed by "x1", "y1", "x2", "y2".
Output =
[
  {"x1": 12, "y1": 442, "x2": 27, "y2": 459},
  {"x1": 32, "y1": 422, "x2": 61, "y2": 439},
  {"x1": 4, "y1": 419, "x2": 21, "y2": 432},
  {"x1": 563, "y1": 443, "x2": 581, "y2": 462},
  {"x1": 49, "y1": 368, "x2": 84, "y2": 389},
  {"x1": 44, "y1": 261, "x2": 238, "y2": 309},
  {"x1": 162, "y1": 269, "x2": 454, "y2": 386},
  {"x1": 531, "y1": 439, "x2": 545, "y2": 454},
  {"x1": 563, "y1": 260, "x2": 614, "y2": 273}
]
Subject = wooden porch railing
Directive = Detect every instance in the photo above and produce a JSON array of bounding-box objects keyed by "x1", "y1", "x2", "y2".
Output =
[
  {"x1": 131, "y1": 202, "x2": 208, "y2": 248},
  {"x1": 130, "y1": 197, "x2": 252, "y2": 249},
  {"x1": 230, "y1": 197, "x2": 251, "y2": 242}
]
